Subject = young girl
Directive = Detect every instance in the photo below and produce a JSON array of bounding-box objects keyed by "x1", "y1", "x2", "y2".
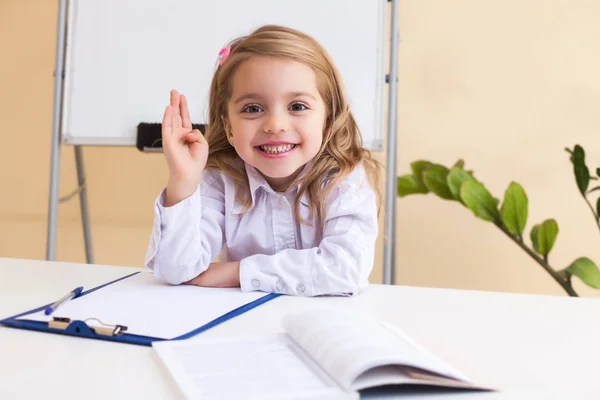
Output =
[{"x1": 145, "y1": 25, "x2": 381, "y2": 297}]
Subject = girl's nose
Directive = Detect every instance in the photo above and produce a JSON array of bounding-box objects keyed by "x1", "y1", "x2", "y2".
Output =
[{"x1": 262, "y1": 112, "x2": 289, "y2": 134}]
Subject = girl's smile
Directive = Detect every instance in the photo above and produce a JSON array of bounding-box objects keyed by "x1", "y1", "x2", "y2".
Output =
[{"x1": 256, "y1": 141, "x2": 299, "y2": 158}]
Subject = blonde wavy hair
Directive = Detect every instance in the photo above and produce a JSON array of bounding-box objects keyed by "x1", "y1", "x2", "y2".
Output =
[{"x1": 205, "y1": 25, "x2": 382, "y2": 227}]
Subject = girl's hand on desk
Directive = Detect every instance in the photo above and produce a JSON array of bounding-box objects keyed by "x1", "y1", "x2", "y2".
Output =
[
  {"x1": 162, "y1": 90, "x2": 209, "y2": 206},
  {"x1": 184, "y1": 261, "x2": 241, "y2": 288}
]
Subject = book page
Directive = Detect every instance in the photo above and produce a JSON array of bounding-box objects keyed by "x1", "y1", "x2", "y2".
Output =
[
  {"x1": 18, "y1": 272, "x2": 270, "y2": 339},
  {"x1": 152, "y1": 333, "x2": 357, "y2": 400},
  {"x1": 282, "y1": 307, "x2": 472, "y2": 391}
]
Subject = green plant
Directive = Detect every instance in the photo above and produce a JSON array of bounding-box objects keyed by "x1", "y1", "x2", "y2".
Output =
[{"x1": 397, "y1": 145, "x2": 600, "y2": 296}]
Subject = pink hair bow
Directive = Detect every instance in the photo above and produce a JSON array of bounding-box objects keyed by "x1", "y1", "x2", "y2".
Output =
[{"x1": 218, "y1": 46, "x2": 231, "y2": 66}]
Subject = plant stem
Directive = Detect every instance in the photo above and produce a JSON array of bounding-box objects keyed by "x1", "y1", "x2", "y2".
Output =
[
  {"x1": 582, "y1": 194, "x2": 600, "y2": 234},
  {"x1": 494, "y1": 222, "x2": 578, "y2": 297}
]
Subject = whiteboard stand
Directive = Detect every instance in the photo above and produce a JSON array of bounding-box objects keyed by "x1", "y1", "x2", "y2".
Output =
[
  {"x1": 46, "y1": 0, "x2": 94, "y2": 264},
  {"x1": 45, "y1": 0, "x2": 400, "y2": 285},
  {"x1": 383, "y1": 0, "x2": 400, "y2": 285}
]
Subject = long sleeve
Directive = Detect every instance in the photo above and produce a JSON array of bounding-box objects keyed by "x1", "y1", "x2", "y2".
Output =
[
  {"x1": 239, "y1": 167, "x2": 378, "y2": 297},
  {"x1": 144, "y1": 171, "x2": 226, "y2": 284}
]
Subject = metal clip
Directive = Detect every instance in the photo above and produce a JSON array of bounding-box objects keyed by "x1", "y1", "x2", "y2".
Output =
[{"x1": 49, "y1": 317, "x2": 128, "y2": 336}]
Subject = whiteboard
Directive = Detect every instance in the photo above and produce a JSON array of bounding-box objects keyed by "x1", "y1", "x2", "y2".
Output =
[{"x1": 61, "y1": 0, "x2": 386, "y2": 150}]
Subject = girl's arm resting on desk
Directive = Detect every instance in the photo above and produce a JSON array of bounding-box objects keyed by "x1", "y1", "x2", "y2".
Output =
[
  {"x1": 144, "y1": 171, "x2": 225, "y2": 284},
  {"x1": 239, "y1": 177, "x2": 378, "y2": 297}
]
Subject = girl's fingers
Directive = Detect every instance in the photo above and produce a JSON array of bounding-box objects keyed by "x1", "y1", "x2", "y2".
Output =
[
  {"x1": 170, "y1": 90, "x2": 182, "y2": 129},
  {"x1": 180, "y1": 95, "x2": 192, "y2": 129},
  {"x1": 196, "y1": 130, "x2": 208, "y2": 145},
  {"x1": 183, "y1": 129, "x2": 202, "y2": 142},
  {"x1": 162, "y1": 105, "x2": 172, "y2": 136}
]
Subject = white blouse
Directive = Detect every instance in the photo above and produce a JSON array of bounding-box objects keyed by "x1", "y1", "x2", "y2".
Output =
[{"x1": 144, "y1": 163, "x2": 378, "y2": 297}]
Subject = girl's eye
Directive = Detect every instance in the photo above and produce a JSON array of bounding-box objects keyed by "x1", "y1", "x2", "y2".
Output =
[
  {"x1": 289, "y1": 102, "x2": 308, "y2": 112},
  {"x1": 242, "y1": 104, "x2": 263, "y2": 113}
]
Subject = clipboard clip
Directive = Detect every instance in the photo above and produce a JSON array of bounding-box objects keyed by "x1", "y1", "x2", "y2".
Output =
[{"x1": 49, "y1": 317, "x2": 128, "y2": 337}]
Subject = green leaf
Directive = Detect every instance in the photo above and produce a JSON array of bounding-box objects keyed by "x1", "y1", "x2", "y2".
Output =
[
  {"x1": 571, "y1": 144, "x2": 584, "y2": 162},
  {"x1": 597, "y1": 197, "x2": 600, "y2": 218},
  {"x1": 565, "y1": 257, "x2": 600, "y2": 289},
  {"x1": 597, "y1": 168, "x2": 600, "y2": 177},
  {"x1": 447, "y1": 167, "x2": 475, "y2": 201},
  {"x1": 452, "y1": 159, "x2": 465, "y2": 169},
  {"x1": 422, "y1": 165, "x2": 454, "y2": 200},
  {"x1": 570, "y1": 145, "x2": 590, "y2": 194},
  {"x1": 574, "y1": 164, "x2": 590, "y2": 194},
  {"x1": 410, "y1": 161, "x2": 434, "y2": 192},
  {"x1": 541, "y1": 219, "x2": 559, "y2": 255},
  {"x1": 397, "y1": 175, "x2": 429, "y2": 197},
  {"x1": 530, "y1": 219, "x2": 559, "y2": 256},
  {"x1": 530, "y1": 225, "x2": 539, "y2": 252},
  {"x1": 500, "y1": 182, "x2": 528, "y2": 237},
  {"x1": 460, "y1": 181, "x2": 500, "y2": 222}
]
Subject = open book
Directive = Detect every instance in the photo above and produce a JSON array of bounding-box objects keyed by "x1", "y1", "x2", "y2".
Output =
[{"x1": 152, "y1": 307, "x2": 492, "y2": 399}]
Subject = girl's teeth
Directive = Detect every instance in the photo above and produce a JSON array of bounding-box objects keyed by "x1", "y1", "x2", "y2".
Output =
[{"x1": 260, "y1": 144, "x2": 295, "y2": 154}]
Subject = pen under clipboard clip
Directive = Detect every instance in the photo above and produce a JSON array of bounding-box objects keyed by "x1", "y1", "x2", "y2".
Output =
[{"x1": 49, "y1": 317, "x2": 128, "y2": 337}]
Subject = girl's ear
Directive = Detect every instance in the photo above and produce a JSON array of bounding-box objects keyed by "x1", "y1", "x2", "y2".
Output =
[{"x1": 221, "y1": 116, "x2": 234, "y2": 145}]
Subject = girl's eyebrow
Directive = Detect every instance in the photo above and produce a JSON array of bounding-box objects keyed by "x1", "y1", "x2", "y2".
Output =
[
  {"x1": 234, "y1": 92, "x2": 317, "y2": 104},
  {"x1": 234, "y1": 93, "x2": 262, "y2": 104},
  {"x1": 289, "y1": 92, "x2": 317, "y2": 100}
]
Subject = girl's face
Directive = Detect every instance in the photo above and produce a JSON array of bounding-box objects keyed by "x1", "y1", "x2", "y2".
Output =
[{"x1": 224, "y1": 56, "x2": 327, "y2": 191}]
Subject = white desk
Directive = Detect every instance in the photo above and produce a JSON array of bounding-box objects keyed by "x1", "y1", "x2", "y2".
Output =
[{"x1": 0, "y1": 257, "x2": 598, "y2": 400}]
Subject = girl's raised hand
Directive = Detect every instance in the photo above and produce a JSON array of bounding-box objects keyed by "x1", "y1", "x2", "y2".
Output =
[{"x1": 162, "y1": 90, "x2": 209, "y2": 206}]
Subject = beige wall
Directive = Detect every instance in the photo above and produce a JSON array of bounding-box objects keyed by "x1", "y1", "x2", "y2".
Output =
[{"x1": 1, "y1": 0, "x2": 599, "y2": 297}]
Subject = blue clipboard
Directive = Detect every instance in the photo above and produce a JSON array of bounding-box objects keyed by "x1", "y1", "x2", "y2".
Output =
[{"x1": 0, "y1": 272, "x2": 280, "y2": 346}]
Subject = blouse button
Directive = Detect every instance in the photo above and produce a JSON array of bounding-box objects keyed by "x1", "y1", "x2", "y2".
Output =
[
  {"x1": 276, "y1": 278, "x2": 285, "y2": 291},
  {"x1": 296, "y1": 283, "x2": 305, "y2": 294},
  {"x1": 251, "y1": 279, "x2": 260, "y2": 288}
]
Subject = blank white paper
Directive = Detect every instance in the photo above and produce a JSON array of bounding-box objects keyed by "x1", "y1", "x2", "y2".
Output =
[{"x1": 19, "y1": 272, "x2": 270, "y2": 339}]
